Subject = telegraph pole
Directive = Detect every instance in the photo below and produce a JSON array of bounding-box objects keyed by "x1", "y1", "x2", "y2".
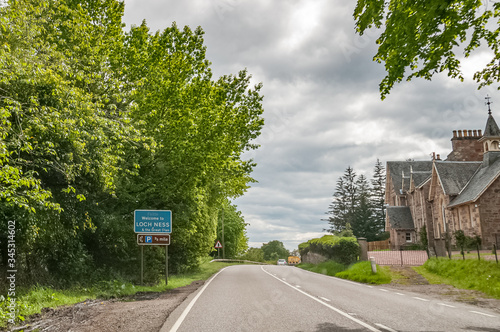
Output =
[{"x1": 222, "y1": 207, "x2": 225, "y2": 259}]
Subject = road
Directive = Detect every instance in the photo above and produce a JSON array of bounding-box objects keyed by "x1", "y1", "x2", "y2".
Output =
[{"x1": 161, "y1": 265, "x2": 500, "y2": 332}]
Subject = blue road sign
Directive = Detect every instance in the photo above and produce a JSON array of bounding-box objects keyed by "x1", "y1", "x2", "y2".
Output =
[
  {"x1": 134, "y1": 210, "x2": 172, "y2": 233},
  {"x1": 145, "y1": 236, "x2": 152, "y2": 243}
]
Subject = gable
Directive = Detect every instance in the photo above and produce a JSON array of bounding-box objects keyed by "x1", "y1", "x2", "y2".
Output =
[
  {"x1": 448, "y1": 157, "x2": 500, "y2": 207},
  {"x1": 386, "y1": 206, "x2": 414, "y2": 230},
  {"x1": 387, "y1": 161, "x2": 432, "y2": 197},
  {"x1": 434, "y1": 161, "x2": 481, "y2": 196}
]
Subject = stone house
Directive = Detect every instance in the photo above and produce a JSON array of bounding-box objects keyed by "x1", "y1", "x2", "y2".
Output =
[{"x1": 385, "y1": 109, "x2": 500, "y2": 254}]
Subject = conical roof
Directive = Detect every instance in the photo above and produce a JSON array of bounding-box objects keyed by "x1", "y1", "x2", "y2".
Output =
[{"x1": 484, "y1": 114, "x2": 500, "y2": 137}]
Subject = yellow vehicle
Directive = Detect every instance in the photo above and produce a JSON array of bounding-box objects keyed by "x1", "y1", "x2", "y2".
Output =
[{"x1": 287, "y1": 256, "x2": 301, "y2": 265}]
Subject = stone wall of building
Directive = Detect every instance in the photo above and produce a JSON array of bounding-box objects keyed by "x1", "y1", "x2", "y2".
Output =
[
  {"x1": 446, "y1": 130, "x2": 483, "y2": 161},
  {"x1": 478, "y1": 178, "x2": 500, "y2": 248}
]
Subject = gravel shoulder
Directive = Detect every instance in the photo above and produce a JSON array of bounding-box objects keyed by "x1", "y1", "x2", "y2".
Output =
[{"x1": 5, "y1": 266, "x2": 500, "y2": 331}]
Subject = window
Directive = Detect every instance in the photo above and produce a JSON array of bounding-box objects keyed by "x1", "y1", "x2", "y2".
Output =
[{"x1": 406, "y1": 232, "x2": 412, "y2": 242}]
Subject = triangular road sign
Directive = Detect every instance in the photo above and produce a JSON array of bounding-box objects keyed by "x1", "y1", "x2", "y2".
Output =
[{"x1": 215, "y1": 240, "x2": 222, "y2": 249}]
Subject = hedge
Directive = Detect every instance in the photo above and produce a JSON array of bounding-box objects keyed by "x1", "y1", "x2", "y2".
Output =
[{"x1": 298, "y1": 235, "x2": 359, "y2": 265}]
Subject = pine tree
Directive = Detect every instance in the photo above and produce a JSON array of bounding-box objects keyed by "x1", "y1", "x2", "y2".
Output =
[
  {"x1": 370, "y1": 159, "x2": 386, "y2": 235},
  {"x1": 352, "y1": 174, "x2": 377, "y2": 240},
  {"x1": 325, "y1": 166, "x2": 357, "y2": 233}
]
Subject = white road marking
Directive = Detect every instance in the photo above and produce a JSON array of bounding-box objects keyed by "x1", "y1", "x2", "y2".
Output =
[
  {"x1": 295, "y1": 285, "x2": 301, "y2": 288},
  {"x1": 367, "y1": 286, "x2": 374, "y2": 288},
  {"x1": 470, "y1": 311, "x2": 496, "y2": 318},
  {"x1": 169, "y1": 267, "x2": 228, "y2": 332},
  {"x1": 379, "y1": 289, "x2": 389, "y2": 292},
  {"x1": 412, "y1": 297, "x2": 430, "y2": 302},
  {"x1": 319, "y1": 296, "x2": 331, "y2": 302},
  {"x1": 261, "y1": 266, "x2": 381, "y2": 332},
  {"x1": 395, "y1": 293, "x2": 405, "y2": 296},
  {"x1": 375, "y1": 323, "x2": 398, "y2": 332},
  {"x1": 438, "y1": 303, "x2": 455, "y2": 308}
]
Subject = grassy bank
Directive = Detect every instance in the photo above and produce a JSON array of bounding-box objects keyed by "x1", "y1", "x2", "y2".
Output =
[
  {"x1": 415, "y1": 257, "x2": 500, "y2": 299},
  {"x1": 0, "y1": 259, "x2": 239, "y2": 327},
  {"x1": 297, "y1": 261, "x2": 393, "y2": 284}
]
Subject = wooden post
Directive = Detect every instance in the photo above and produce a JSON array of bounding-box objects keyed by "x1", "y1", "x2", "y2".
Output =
[
  {"x1": 165, "y1": 245, "x2": 168, "y2": 286},
  {"x1": 494, "y1": 244, "x2": 498, "y2": 264},
  {"x1": 141, "y1": 246, "x2": 144, "y2": 286}
]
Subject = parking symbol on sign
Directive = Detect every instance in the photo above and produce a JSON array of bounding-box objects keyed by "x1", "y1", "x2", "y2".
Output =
[{"x1": 145, "y1": 236, "x2": 152, "y2": 243}]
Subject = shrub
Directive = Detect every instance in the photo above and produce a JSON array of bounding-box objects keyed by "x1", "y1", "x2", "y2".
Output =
[{"x1": 299, "y1": 235, "x2": 360, "y2": 265}]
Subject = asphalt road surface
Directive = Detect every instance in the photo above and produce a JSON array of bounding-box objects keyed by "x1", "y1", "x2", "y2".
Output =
[{"x1": 161, "y1": 265, "x2": 500, "y2": 332}]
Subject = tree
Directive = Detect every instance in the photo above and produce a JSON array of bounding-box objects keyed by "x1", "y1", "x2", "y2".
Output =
[
  {"x1": 0, "y1": 0, "x2": 264, "y2": 287},
  {"x1": 351, "y1": 174, "x2": 378, "y2": 241},
  {"x1": 325, "y1": 161, "x2": 387, "y2": 240},
  {"x1": 370, "y1": 159, "x2": 386, "y2": 234},
  {"x1": 325, "y1": 166, "x2": 357, "y2": 233},
  {"x1": 216, "y1": 201, "x2": 249, "y2": 259},
  {"x1": 354, "y1": 0, "x2": 500, "y2": 98},
  {"x1": 261, "y1": 240, "x2": 290, "y2": 261}
]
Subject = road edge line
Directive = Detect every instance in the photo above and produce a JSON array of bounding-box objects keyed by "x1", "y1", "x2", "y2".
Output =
[
  {"x1": 168, "y1": 267, "x2": 229, "y2": 332},
  {"x1": 261, "y1": 266, "x2": 381, "y2": 332}
]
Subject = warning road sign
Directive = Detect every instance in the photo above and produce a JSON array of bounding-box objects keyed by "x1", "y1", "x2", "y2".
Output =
[{"x1": 215, "y1": 240, "x2": 222, "y2": 249}]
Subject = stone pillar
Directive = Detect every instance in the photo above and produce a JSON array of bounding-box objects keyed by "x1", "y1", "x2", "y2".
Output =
[{"x1": 358, "y1": 237, "x2": 368, "y2": 261}]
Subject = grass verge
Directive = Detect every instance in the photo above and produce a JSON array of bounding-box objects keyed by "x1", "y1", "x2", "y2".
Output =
[
  {"x1": 297, "y1": 261, "x2": 347, "y2": 277},
  {"x1": 415, "y1": 258, "x2": 500, "y2": 299},
  {"x1": 297, "y1": 260, "x2": 393, "y2": 284},
  {"x1": 336, "y1": 261, "x2": 392, "y2": 284},
  {"x1": 0, "y1": 259, "x2": 240, "y2": 327}
]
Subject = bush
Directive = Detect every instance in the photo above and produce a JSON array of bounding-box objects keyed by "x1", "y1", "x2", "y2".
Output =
[{"x1": 299, "y1": 235, "x2": 359, "y2": 265}]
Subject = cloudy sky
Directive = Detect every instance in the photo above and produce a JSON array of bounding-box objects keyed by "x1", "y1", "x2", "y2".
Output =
[{"x1": 122, "y1": 0, "x2": 496, "y2": 250}]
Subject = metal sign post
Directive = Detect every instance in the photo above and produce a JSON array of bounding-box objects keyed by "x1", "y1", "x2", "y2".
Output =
[{"x1": 215, "y1": 240, "x2": 222, "y2": 259}]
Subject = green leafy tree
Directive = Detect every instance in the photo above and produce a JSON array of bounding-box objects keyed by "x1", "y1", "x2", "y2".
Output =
[
  {"x1": 239, "y1": 247, "x2": 264, "y2": 262},
  {"x1": 261, "y1": 240, "x2": 290, "y2": 261},
  {"x1": 0, "y1": 0, "x2": 264, "y2": 287},
  {"x1": 354, "y1": 0, "x2": 500, "y2": 98},
  {"x1": 216, "y1": 201, "x2": 249, "y2": 258}
]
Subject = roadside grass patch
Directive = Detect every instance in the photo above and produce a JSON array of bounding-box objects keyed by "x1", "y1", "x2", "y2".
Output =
[
  {"x1": 0, "y1": 259, "x2": 240, "y2": 328},
  {"x1": 297, "y1": 261, "x2": 347, "y2": 276},
  {"x1": 419, "y1": 258, "x2": 500, "y2": 299},
  {"x1": 335, "y1": 261, "x2": 391, "y2": 284}
]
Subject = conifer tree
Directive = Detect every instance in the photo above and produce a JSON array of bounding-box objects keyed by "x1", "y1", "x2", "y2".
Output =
[
  {"x1": 352, "y1": 174, "x2": 377, "y2": 240},
  {"x1": 371, "y1": 159, "x2": 386, "y2": 235}
]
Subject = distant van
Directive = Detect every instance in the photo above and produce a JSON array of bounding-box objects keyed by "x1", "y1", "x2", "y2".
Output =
[{"x1": 287, "y1": 256, "x2": 300, "y2": 265}]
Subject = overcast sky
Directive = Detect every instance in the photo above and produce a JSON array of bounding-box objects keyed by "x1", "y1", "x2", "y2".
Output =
[{"x1": 122, "y1": 0, "x2": 497, "y2": 250}]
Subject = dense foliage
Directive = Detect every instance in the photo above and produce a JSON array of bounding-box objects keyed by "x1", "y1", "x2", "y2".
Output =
[
  {"x1": 298, "y1": 235, "x2": 360, "y2": 265},
  {"x1": 324, "y1": 162, "x2": 387, "y2": 241},
  {"x1": 0, "y1": 0, "x2": 262, "y2": 287},
  {"x1": 261, "y1": 240, "x2": 289, "y2": 261},
  {"x1": 354, "y1": 0, "x2": 500, "y2": 98}
]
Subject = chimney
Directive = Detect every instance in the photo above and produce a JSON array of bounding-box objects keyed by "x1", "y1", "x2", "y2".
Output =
[
  {"x1": 453, "y1": 130, "x2": 457, "y2": 138},
  {"x1": 473, "y1": 130, "x2": 477, "y2": 137},
  {"x1": 468, "y1": 130, "x2": 473, "y2": 137},
  {"x1": 458, "y1": 130, "x2": 463, "y2": 138},
  {"x1": 463, "y1": 130, "x2": 468, "y2": 137},
  {"x1": 436, "y1": 154, "x2": 441, "y2": 160}
]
